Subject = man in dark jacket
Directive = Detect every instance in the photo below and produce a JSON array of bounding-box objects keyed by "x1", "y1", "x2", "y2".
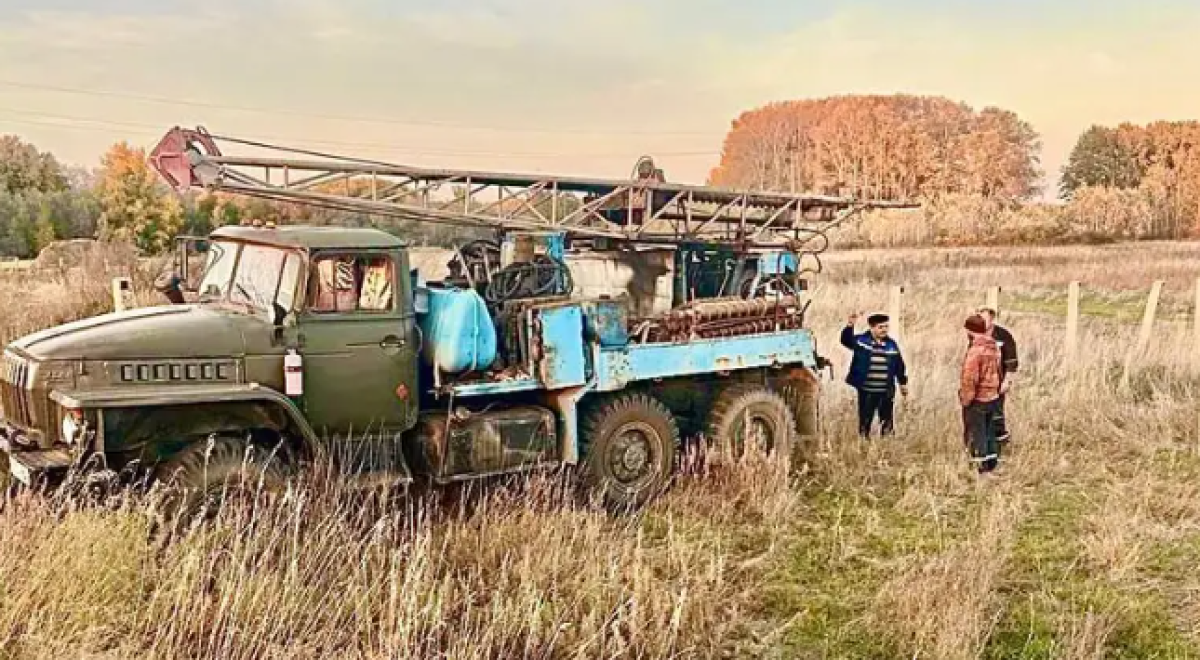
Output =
[
  {"x1": 841, "y1": 312, "x2": 909, "y2": 438},
  {"x1": 976, "y1": 307, "x2": 1017, "y2": 443},
  {"x1": 961, "y1": 314, "x2": 1003, "y2": 473}
]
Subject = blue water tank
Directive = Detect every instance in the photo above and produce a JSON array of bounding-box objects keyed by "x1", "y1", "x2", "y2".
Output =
[{"x1": 417, "y1": 287, "x2": 498, "y2": 374}]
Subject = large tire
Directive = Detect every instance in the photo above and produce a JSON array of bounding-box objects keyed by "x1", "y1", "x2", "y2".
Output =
[
  {"x1": 705, "y1": 385, "x2": 796, "y2": 465},
  {"x1": 153, "y1": 434, "x2": 291, "y2": 528},
  {"x1": 780, "y1": 381, "x2": 820, "y2": 439},
  {"x1": 0, "y1": 457, "x2": 15, "y2": 507},
  {"x1": 580, "y1": 392, "x2": 679, "y2": 511}
]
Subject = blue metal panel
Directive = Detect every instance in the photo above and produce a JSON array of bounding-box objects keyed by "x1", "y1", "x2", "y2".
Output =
[
  {"x1": 544, "y1": 233, "x2": 566, "y2": 260},
  {"x1": 758, "y1": 250, "x2": 797, "y2": 276},
  {"x1": 582, "y1": 299, "x2": 628, "y2": 347},
  {"x1": 535, "y1": 304, "x2": 587, "y2": 388},
  {"x1": 595, "y1": 329, "x2": 816, "y2": 391}
]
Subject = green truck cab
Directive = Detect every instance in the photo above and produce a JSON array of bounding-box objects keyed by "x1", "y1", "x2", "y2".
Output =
[{"x1": 1, "y1": 225, "x2": 426, "y2": 508}]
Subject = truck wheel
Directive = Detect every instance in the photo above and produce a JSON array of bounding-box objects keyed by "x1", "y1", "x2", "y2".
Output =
[
  {"x1": 0, "y1": 458, "x2": 15, "y2": 506},
  {"x1": 705, "y1": 385, "x2": 796, "y2": 465},
  {"x1": 154, "y1": 434, "x2": 291, "y2": 528},
  {"x1": 580, "y1": 393, "x2": 679, "y2": 511},
  {"x1": 781, "y1": 385, "x2": 819, "y2": 439}
]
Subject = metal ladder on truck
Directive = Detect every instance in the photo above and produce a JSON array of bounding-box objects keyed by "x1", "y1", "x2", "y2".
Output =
[{"x1": 149, "y1": 125, "x2": 916, "y2": 308}]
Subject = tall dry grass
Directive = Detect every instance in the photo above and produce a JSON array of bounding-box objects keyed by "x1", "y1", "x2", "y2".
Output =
[
  {"x1": 5, "y1": 241, "x2": 1200, "y2": 657},
  {"x1": 1, "y1": 457, "x2": 796, "y2": 659}
]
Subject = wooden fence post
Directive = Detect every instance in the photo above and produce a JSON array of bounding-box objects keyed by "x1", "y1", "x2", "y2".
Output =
[
  {"x1": 888, "y1": 285, "x2": 904, "y2": 341},
  {"x1": 1135, "y1": 280, "x2": 1164, "y2": 356},
  {"x1": 986, "y1": 286, "x2": 1000, "y2": 314},
  {"x1": 1065, "y1": 281, "x2": 1080, "y2": 366},
  {"x1": 1123, "y1": 280, "x2": 1164, "y2": 386},
  {"x1": 1192, "y1": 276, "x2": 1200, "y2": 348}
]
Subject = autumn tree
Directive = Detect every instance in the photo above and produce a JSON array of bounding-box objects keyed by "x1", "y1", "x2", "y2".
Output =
[
  {"x1": 0, "y1": 135, "x2": 102, "y2": 257},
  {"x1": 1058, "y1": 121, "x2": 1200, "y2": 238},
  {"x1": 95, "y1": 142, "x2": 183, "y2": 255},
  {"x1": 709, "y1": 95, "x2": 1042, "y2": 202},
  {"x1": 0, "y1": 135, "x2": 68, "y2": 194},
  {"x1": 959, "y1": 108, "x2": 1042, "y2": 200},
  {"x1": 1059, "y1": 125, "x2": 1143, "y2": 198}
]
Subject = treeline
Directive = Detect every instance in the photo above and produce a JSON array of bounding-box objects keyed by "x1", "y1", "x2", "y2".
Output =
[
  {"x1": 1059, "y1": 122, "x2": 1200, "y2": 239},
  {"x1": 710, "y1": 95, "x2": 1200, "y2": 247},
  {"x1": 6, "y1": 96, "x2": 1200, "y2": 258},
  {"x1": 0, "y1": 135, "x2": 99, "y2": 257},
  {"x1": 709, "y1": 95, "x2": 1043, "y2": 202},
  {"x1": 0, "y1": 136, "x2": 198, "y2": 258},
  {"x1": 0, "y1": 135, "x2": 486, "y2": 259}
]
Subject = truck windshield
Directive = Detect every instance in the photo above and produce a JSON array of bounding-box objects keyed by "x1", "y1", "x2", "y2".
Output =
[{"x1": 198, "y1": 240, "x2": 302, "y2": 317}]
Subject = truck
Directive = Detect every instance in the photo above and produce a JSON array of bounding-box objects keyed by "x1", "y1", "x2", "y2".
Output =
[{"x1": 0, "y1": 127, "x2": 911, "y2": 518}]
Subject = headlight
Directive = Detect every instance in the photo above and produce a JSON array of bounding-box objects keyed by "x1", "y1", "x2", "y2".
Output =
[{"x1": 61, "y1": 411, "x2": 81, "y2": 445}]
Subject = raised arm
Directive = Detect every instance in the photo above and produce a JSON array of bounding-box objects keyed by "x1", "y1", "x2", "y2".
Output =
[
  {"x1": 841, "y1": 312, "x2": 859, "y2": 349},
  {"x1": 840, "y1": 325, "x2": 857, "y2": 350}
]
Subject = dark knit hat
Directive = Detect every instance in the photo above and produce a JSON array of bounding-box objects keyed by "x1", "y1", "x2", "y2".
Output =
[
  {"x1": 867, "y1": 313, "x2": 889, "y2": 327},
  {"x1": 964, "y1": 314, "x2": 987, "y2": 334}
]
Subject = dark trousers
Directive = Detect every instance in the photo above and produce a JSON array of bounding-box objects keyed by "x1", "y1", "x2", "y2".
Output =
[
  {"x1": 963, "y1": 399, "x2": 1001, "y2": 473},
  {"x1": 994, "y1": 393, "x2": 1010, "y2": 442},
  {"x1": 856, "y1": 389, "x2": 894, "y2": 437}
]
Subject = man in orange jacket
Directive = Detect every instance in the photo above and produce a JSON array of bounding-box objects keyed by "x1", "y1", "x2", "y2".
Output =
[{"x1": 960, "y1": 314, "x2": 1003, "y2": 474}]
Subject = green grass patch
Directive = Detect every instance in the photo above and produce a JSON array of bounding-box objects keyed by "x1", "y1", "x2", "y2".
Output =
[
  {"x1": 758, "y1": 486, "x2": 974, "y2": 658},
  {"x1": 1003, "y1": 287, "x2": 1192, "y2": 325},
  {"x1": 986, "y1": 483, "x2": 1200, "y2": 658}
]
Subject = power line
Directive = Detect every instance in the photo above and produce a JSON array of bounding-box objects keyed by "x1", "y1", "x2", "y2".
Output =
[
  {"x1": 0, "y1": 79, "x2": 719, "y2": 138},
  {"x1": 0, "y1": 107, "x2": 719, "y2": 160}
]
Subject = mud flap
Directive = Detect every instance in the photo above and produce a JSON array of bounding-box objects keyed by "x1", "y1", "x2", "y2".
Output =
[{"x1": 327, "y1": 435, "x2": 414, "y2": 491}]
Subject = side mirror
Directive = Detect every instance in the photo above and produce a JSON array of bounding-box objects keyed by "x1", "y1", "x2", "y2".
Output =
[
  {"x1": 173, "y1": 235, "x2": 210, "y2": 294},
  {"x1": 154, "y1": 272, "x2": 186, "y2": 305},
  {"x1": 271, "y1": 302, "x2": 288, "y2": 327}
]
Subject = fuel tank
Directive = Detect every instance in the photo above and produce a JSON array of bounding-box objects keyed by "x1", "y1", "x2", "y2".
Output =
[
  {"x1": 404, "y1": 405, "x2": 557, "y2": 480},
  {"x1": 416, "y1": 287, "x2": 498, "y2": 374}
]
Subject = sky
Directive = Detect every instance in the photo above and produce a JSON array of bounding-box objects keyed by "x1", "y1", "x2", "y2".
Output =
[{"x1": 1, "y1": 0, "x2": 1198, "y2": 198}]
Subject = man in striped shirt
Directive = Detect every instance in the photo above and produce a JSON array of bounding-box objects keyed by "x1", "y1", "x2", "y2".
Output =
[{"x1": 841, "y1": 312, "x2": 909, "y2": 438}]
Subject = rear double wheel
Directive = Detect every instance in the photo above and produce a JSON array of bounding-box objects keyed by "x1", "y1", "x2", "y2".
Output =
[
  {"x1": 580, "y1": 392, "x2": 679, "y2": 511},
  {"x1": 704, "y1": 384, "x2": 797, "y2": 466}
]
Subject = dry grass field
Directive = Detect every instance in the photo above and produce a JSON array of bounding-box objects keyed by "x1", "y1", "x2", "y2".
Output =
[{"x1": 4, "y1": 241, "x2": 1200, "y2": 659}]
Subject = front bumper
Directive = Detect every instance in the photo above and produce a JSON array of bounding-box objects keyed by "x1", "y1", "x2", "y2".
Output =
[
  {"x1": 7, "y1": 448, "x2": 72, "y2": 486},
  {"x1": 1, "y1": 427, "x2": 73, "y2": 487}
]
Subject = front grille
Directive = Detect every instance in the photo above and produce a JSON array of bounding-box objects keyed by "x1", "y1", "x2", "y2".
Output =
[
  {"x1": 0, "y1": 351, "x2": 53, "y2": 443},
  {"x1": 0, "y1": 351, "x2": 34, "y2": 428}
]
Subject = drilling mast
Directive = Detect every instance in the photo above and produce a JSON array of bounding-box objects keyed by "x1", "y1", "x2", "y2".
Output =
[{"x1": 149, "y1": 126, "x2": 915, "y2": 251}]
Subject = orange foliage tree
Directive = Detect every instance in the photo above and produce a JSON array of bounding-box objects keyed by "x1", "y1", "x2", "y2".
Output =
[
  {"x1": 95, "y1": 142, "x2": 183, "y2": 255},
  {"x1": 708, "y1": 95, "x2": 1042, "y2": 203},
  {"x1": 1061, "y1": 121, "x2": 1200, "y2": 238}
]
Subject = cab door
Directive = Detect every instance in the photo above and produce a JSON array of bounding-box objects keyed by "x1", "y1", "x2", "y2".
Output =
[{"x1": 296, "y1": 249, "x2": 418, "y2": 438}]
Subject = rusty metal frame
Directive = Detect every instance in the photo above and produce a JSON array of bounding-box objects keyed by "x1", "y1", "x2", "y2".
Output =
[{"x1": 150, "y1": 126, "x2": 916, "y2": 249}]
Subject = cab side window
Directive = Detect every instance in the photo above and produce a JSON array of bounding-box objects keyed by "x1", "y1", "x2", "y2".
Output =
[{"x1": 309, "y1": 254, "x2": 394, "y2": 313}]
